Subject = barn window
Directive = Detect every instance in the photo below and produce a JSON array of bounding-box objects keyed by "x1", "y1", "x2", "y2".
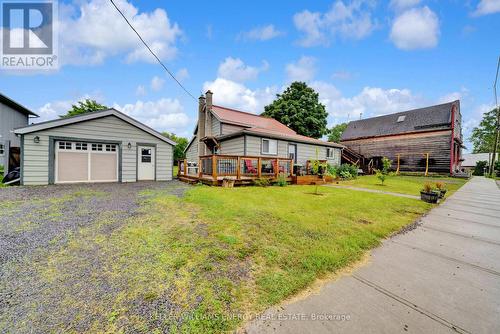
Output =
[
  {"x1": 326, "y1": 148, "x2": 334, "y2": 158},
  {"x1": 397, "y1": 115, "x2": 406, "y2": 122}
]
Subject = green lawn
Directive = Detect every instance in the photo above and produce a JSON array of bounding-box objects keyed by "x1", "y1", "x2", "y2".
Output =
[
  {"x1": 41, "y1": 184, "x2": 436, "y2": 333},
  {"x1": 338, "y1": 175, "x2": 467, "y2": 197}
]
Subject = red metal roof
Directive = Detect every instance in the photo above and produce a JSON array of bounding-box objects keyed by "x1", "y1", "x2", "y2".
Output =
[{"x1": 211, "y1": 105, "x2": 296, "y2": 135}]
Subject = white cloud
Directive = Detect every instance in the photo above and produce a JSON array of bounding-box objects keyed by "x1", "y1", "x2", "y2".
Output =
[
  {"x1": 34, "y1": 93, "x2": 105, "y2": 122},
  {"x1": 176, "y1": 68, "x2": 190, "y2": 81},
  {"x1": 438, "y1": 87, "x2": 469, "y2": 104},
  {"x1": 150, "y1": 76, "x2": 165, "y2": 91},
  {"x1": 59, "y1": 0, "x2": 182, "y2": 65},
  {"x1": 135, "y1": 85, "x2": 146, "y2": 96},
  {"x1": 238, "y1": 24, "x2": 284, "y2": 41},
  {"x1": 311, "y1": 82, "x2": 423, "y2": 119},
  {"x1": 114, "y1": 98, "x2": 191, "y2": 132},
  {"x1": 293, "y1": 1, "x2": 376, "y2": 47},
  {"x1": 217, "y1": 57, "x2": 269, "y2": 82},
  {"x1": 202, "y1": 77, "x2": 277, "y2": 113},
  {"x1": 472, "y1": 0, "x2": 500, "y2": 16},
  {"x1": 390, "y1": 6, "x2": 440, "y2": 50},
  {"x1": 389, "y1": 0, "x2": 421, "y2": 11},
  {"x1": 286, "y1": 56, "x2": 316, "y2": 82}
]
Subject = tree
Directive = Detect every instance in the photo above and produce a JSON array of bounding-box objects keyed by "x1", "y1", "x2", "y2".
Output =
[
  {"x1": 262, "y1": 82, "x2": 328, "y2": 139},
  {"x1": 469, "y1": 108, "x2": 498, "y2": 153},
  {"x1": 162, "y1": 132, "x2": 188, "y2": 163},
  {"x1": 61, "y1": 99, "x2": 108, "y2": 118},
  {"x1": 376, "y1": 157, "x2": 392, "y2": 185},
  {"x1": 328, "y1": 123, "x2": 348, "y2": 143}
]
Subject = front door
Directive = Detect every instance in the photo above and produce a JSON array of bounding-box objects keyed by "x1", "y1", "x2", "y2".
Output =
[{"x1": 138, "y1": 146, "x2": 155, "y2": 180}]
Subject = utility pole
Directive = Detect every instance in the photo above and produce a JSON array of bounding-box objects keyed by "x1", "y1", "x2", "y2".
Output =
[{"x1": 489, "y1": 56, "x2": 500, "y2": 177}]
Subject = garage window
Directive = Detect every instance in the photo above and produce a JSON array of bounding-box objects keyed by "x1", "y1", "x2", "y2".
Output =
[
  {"x1": 0, "y1": 143, "x2": 4, "y2": 156},
  {"x1": 75, "y1": 142, "x2": 88, "y2": 151},
  {"x1": 105, "y1": 144, "x2": 116, "y2": 152},
  {"x1": 59, "y1": 141, "x2": 72, "y2": 150},
  {"x1": 92, "y1": 143, "x2": 103, "y2": 151}
]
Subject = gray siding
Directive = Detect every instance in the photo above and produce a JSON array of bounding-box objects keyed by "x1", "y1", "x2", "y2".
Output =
[
  {"x1": 211, "y1": 116, "x2": 221, "y2": 136},
  {"x1": 221, "y1": 123, "x2": 245, "y2": 135},
  {"x1": 1, "y1": 103, "x2": 28, "y2": 147},
  {"x1": 220, "y1": 137, "x2": 244, "y2": 155},
  {"x1": 22, "y1": 115, "x2": 173, "y2": 185},
  {"x1": 185, "y1": 136, "x2": 198, "y2": 162},
  {"x1": 245, "y1": 135, "x2": 341, "y2": 165}
]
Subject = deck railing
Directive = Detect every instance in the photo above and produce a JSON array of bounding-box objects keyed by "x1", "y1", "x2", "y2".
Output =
[{"x1": 178, "y1": 155, "x2": 294, "y2": 181}]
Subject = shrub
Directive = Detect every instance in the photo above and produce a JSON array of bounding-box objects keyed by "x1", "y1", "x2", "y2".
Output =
[
  {"x1": 276, "y1": 173, "x2": 288, "y2": 187},
  {"x1": 337, "y1": 164, "x2": 358, "y2": 180},
  {"x1": 253, "y1": 178, "x2": 271, "y2": 187},
  {"x1": 326, "y1": 164, "x2": 338, "y2": 178},
  {"x1": 422, "y1": 182, "x2": 433, "y2": 193},
  {"x1": 435, "y1": 181, "x2": 446, "y2": 190},
  {"x1": 473, "y1": 160, "x2": 488, "y2": 176},
  {"x1": 375, "y1": 157, "x2": 392, "y2": 185}
]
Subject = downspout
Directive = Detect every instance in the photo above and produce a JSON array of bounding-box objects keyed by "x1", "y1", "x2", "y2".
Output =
[{"x1": 449, "y1": 104, "x2": 455, "y2": 175}]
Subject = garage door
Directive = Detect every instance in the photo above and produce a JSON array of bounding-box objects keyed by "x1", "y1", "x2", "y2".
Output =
[{"x1": 55, "y1": 141, "x2": 118, "y2": 183}]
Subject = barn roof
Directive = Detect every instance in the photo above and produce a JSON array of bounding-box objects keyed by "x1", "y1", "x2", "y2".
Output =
[{"x1": 341, "y1": 101, "x2": 458, "y2": 141}]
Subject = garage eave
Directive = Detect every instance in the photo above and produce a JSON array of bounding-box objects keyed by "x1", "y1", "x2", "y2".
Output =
[{"x1": 14, "y1": 108, "x2": 177, "y2": 146}]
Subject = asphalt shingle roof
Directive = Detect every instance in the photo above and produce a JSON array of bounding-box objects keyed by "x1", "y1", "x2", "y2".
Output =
[{"x1": 341, "y1": 101, "x2": 458, "y2": 141}]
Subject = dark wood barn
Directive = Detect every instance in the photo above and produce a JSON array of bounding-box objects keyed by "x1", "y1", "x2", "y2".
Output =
[{"x1": 340, "y1": 100, "x2": 464, "y2": 175}]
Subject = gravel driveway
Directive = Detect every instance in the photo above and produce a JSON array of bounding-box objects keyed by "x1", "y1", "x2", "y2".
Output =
[{"x1": 0, "y1": 181, "x2": 189, "y2": 334}]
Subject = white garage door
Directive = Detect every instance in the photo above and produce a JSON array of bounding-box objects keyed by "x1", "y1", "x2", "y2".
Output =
[{"x1": 55, "y1": 141, "x2": 118, "y2": 183}]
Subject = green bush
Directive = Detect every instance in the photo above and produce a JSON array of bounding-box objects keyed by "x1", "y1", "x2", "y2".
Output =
[
  {"x1": 254, "y1": 178, "x2": 271, "y2": 187},
  {"x1": 473, "y1": 161, "x2": 488, "y2": 176},
  {"x1": 275, "y1": 174, "x2": 288, "y2": 187},
  {"x1": 375, "y1": 157, "x2": 392, "y2": 185},
  {"x1": 326, "y1": 164, "x2": 338, "y2": 178},
  {"x1": 337, "y1": 164, "x2": 358, "y2": 180}
]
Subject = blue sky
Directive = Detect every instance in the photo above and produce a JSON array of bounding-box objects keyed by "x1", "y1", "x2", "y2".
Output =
[{"x1": 1, "y1": 0, "x2": 499, "y2": 151}]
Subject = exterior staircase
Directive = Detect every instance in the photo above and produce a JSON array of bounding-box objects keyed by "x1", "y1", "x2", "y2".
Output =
[{"x1": 341, "y1": 147, "x2": 373, "y2": 174}]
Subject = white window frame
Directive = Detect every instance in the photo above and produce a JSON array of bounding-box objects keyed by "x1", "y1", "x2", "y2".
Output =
[{"x1": 261, "y1": 138, "x2": 278, "y2": 155}]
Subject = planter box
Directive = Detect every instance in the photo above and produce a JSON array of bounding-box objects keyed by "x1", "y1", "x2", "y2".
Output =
[
  {"x1": 420, "y1": 191, "x2": 439, "y2": 203},
  {"x1": 293, "y1": 175, "x2": 325, "y2": 185}
]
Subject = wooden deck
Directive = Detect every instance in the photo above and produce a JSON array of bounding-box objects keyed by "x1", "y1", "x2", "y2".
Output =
[{"x1": 178, "y1": 155, "x2": 294, "y2": 186}]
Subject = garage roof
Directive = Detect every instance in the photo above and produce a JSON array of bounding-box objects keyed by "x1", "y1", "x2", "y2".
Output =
[{"x1": 14, "y1": 108, "x2": 176, "y2": 145}]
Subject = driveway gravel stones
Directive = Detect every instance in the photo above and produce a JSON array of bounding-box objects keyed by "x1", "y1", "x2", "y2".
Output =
[{"x1": 0, "y1": 181, "x2": 189, "y2": 334}]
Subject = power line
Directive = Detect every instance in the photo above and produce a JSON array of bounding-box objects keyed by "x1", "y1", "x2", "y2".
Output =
[{"x1": 109, "y1": 0, "x2": 197, "y2": 101}]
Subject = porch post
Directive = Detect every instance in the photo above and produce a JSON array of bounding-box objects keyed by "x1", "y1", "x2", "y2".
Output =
[
  {"x1": 257, "y1": 157, "x2": 262, "y2": 178},
  {"x1": 275, "y1": 159, "x2": 279, "y2": 178},
  {"x1": 237, "y1": 156, "x2": 241, "y2": 180},
  {"x1": 212, "y1": 155, "x2": 217, "y2": 181}
]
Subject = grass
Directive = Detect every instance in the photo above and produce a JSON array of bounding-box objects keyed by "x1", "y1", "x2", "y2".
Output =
[
  {"x1": 338, "y1": 175, "x2": 467, "y2": 197},
  {"x1": 173, "y1": 165, "x2": 179, "y2": 177},
  {"x1": 36, "y1": 184, "x2": 436, "y2": 333}
]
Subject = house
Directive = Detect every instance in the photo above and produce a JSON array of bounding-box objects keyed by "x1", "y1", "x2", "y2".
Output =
[
  {"x1": 181, "y1": 90, "x2": 343, "y2": 184},
  {"x1": 340, "y1": 100, "x2": 463, "y2": 175},
  {"x1": 0, "y1": 93, "x2": 38, "y2": 173},
  {"x1": 461, "y1": 153, "x2": 492, "y2": 174},
  {"x1": 14, "y1": 108, "x2": 176, "y2": 185}
]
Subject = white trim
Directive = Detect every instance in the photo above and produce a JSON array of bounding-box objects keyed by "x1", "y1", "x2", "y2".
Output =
[{"x1": 14, "y1": 109, "x2": 176, "y2": 146}]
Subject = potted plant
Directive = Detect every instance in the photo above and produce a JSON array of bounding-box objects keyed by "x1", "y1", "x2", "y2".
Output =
[
  {"x1": 421, "y1": 182, "x2": 439, "y2": 203},
  {"x1": 435, "y1": 181, "x2": 447, "y2": 198}
]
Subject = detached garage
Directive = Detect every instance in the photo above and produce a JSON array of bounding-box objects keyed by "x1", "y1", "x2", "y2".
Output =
[{"x1": 14, "y1": 109, "x2": 176, "y2": 185}]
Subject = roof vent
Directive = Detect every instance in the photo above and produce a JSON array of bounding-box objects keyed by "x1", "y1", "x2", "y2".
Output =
[{"x1": 397, "y1": 115, "x2": 406, "y2": 122}]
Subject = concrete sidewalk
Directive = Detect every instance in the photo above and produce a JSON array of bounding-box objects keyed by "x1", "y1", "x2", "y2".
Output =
[{"x1": 245, "y1": 177, "x2": 500, "y2": 334}]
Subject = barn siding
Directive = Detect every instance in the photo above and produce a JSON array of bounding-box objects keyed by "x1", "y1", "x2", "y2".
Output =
[
  {"x1": 185, "y1": 136, "x2": 198, "y2": 162},
  {"x1": 22, "y1": 115, "x2": 173, "y2": 185},
  {"x1": 341, "y1": 130, "x2": 452, "y2": 173},
  {"x1": 220, "y1": 137, "x2": 244, "y2": 155}
]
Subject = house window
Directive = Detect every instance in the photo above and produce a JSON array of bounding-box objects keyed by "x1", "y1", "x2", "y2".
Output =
[
  {"x1": 105, "y1": 144, "x2": 116, "y2": 152},
  {"x1": 58, "y1": 141, "x2": 72, "y2": 150},
  {"x1": 261, "y1": 138, "x2": 277, "y2": 155},
  {"x1": 92, "y1": 143, "x2": 103, "y2": 151},
  {"x1": 0, "y1": 143, "x2": 4, "y2": 156},
  {"x1": 75, "y1": 142, "x2": 88, "y2": 151},
  {"x1": 326, "y1": 148, "x2": 334, "y2": 158},
  {"x1": 141, "y1": 148, "x2": 152, "y2": 163}
]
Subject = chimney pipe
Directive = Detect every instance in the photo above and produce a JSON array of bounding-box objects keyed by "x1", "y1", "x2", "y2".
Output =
[{"x1": 198, "y1": 94, "x2": 206, "y2": 156}]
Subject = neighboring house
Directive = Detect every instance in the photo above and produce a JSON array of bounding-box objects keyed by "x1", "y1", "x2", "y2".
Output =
[
  {"x1": 340, "y1": 101, "x2": 464, "y2": 175},
  {"x1": 461, "y1": 153, "x2": 492, "y2": 174},
  {"x1": 181, "y1": 90, "x2": 343, "y2": 184},
  {"x1": 0, "y1": 93, "x2": 38, "y2": 172},
  {"x1": 14, "y1": 109, "x2": 175, "y2": 185}
]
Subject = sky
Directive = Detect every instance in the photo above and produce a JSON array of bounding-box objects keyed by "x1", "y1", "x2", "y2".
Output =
[{"x1": 1, "y1": 0, "x2": 500, "y2": 152}]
